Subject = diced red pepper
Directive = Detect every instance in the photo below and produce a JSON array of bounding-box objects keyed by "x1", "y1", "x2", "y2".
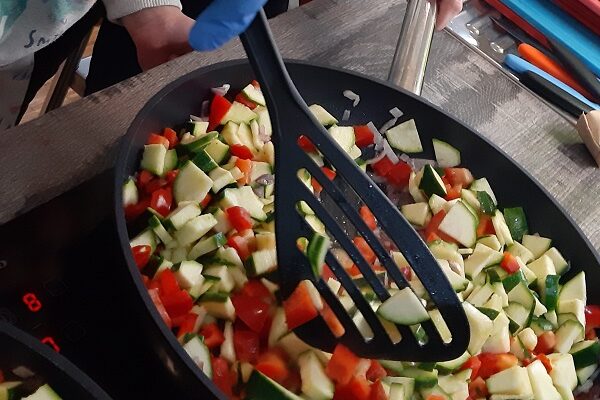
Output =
[
  {"x1": 534, "y1": 331, "x2": 555, "y2": 354},
  {"x1": 200, "y1": 323, "x2": 225, "y2": 349},
  {"x1": 226, "y1": 206, "x2": 254, "y2": 232},
  {"x1": 233, "y1": 329, "x2": 260, "y2": 363},
  {"x1": 585, "y1": 305, "x2": 600, "y2": 329},
  {"x1": 354, "y1": 125, "x2": 375, "y2": 148},
  {"x1": 386, "y1": 161, "x2": 412, "y2": 187},
  {"x1": 477, "y1": 353, "x2": 518, "y2": 379},
  {"x1": 320, "y1": 301, "x2": 345, "y2": 338},
  {"x1": 297, "y1": 135, "x2": 317, "y2": 153},
  {"x1": 200, "y1": 193, "x2": 213, "y2": 209},
  {"x1": 230, "y1": 144, "x2": 254, "y2": 160},
  {"x1": 359, "y1": 206, "x2": 377, "y2": 230},
  {"x1": 212, "y1": 357, "x2": 235, "y2": 397},
  {"x1": 312, "y1": 167, "x2": 337, "y2": 195},
  {"x1": 165, "y1": 169, "x2": 179, "y2": 184},
  {"x1": 401, "y1": 267, "x2": 413, "y2": 281},
  {"x1": 460, "y1": 355, "x2": 482, "y2": 380},
  {"x1": 348, "y1": 264, "x2": 362, "y2": 277},
  {"x1": 137, "y1": 170, "x2": 154, "y2": 189},
  {"x1": 150, "y1": 187, "x2": 173, "y2": 217},
  {"x1": 235, "y1": 93, "x2": 258, "y2": 110},
  {"x1": 147, "y1": 133, "x2": 170, "y2": 149},
  {"x1": 235, "y1": 158, "x2": 252, "y2": 185},
  {"x1": 477, "y1": 214, "x2": 496, "y2": 237},
  {"x1": 444, "y1": 184, "x2": 462, "y2": 200},
  {"x1": 283, "y1": 281, "x2": 320, "y2": 330},
  {"x1": 227, "y1": 229, "x2": 256, "y2": 260},
  {"x1": 372, "y1": 156, "x2": 395, "y2": 177},
  {"x1": 131, "y1": 245, "x2": 152, "y2": 269},
  {"x1": 366, "y1": 360, "x2": 387, "y2": 382},
  {"x1": 444, "y1": 168, "x2": 474, "y2": 187},
  {"x1": 369, "y1": 380, "x2": 387, "y2": 400},
  {"x1": 322, "y1": 264, "x2": 335, "y2": 281},
  {"x1": 251, "y1": 80, "x2": 260, "y2": 89},
  {"x1": 255, "y1": 350, "x2": 290, "y2": 384},
  {"x1": 282, "y1": 368, "x2": 302, "y2": 394},
  {"x1": 536, "y1": 353, "x2": 553, "y2": 373},
  {"x1": 177, "y1": 313, "x2": 198, "y2": 338},
  {"x1": 468, "y1": 376, "x2": 489, "y2": 399},
  {"x1": 501, "y1": 252, "x2": 521, "y2": 274},
  {"x1": 161, "y1": 290, "x2": 193, "y2": 319},
  {"x1": 333, "y1": 376, "x2": 371, "y2": 400},
  {"x1": 156, "y1": 269, "x2": 180, "y2": 296},
  {"x1": 241, "y1": 280, "x2": 273, "y2": 304},
  {"x1": 208, "y1": 95, "x2": 232, "y2": 131},
  {"x1": 163, "y1": 127, "x2": 179, "y2": 149},
  {"x1": 144, "y1": 178, "x2": 168, "y2": 195},
  {"x1": 232, "y1": 293, "x2": 270, "y2": 333},
  {"x1": 353, "y1": 237, "x2": 376, "y2": 264},
  {"x1": 326, "y1": 344, "x2": 361, "y2": 385},
  {"x1": 424, "y1": 210, "x2": 446, "y2": 240},
  {"x1": 148, "y1": 288, "x2": 172, "y2": 329}
]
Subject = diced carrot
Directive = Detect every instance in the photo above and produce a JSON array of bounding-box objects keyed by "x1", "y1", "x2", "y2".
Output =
[
  {"x1": 326, "y1": 344, "x2": 361, "y2": 385},
  {"x1": 477, "y1": 215, "x2": 496, "y2": 237},
  {"x1": 333, "y1": 376, "x2": 371, "y2": 400},
  {"x1": 353, "y1": 237, "x2": 376, "y2": 264},
  {"x1": 368, "y1": 380, "x2": 387, "y2": 400},
  {"x1": 321, "y1": 302, "x2": 345, "y2": 338},
  {"x1": 366, "y1": 360, "x2": 387, "y2": 382},
  {"x1": 360, "y1": 206, "x2": 377, "y2": 230},
  {"x1": 283, "y1": 281, "x2": 320, "y2": 330},
  {"x1": 255, "y1": 350, "x2": 290, "y2": 384},
  {"x1": 235, "y1": 158, "x2": 253, "y2": 185}
]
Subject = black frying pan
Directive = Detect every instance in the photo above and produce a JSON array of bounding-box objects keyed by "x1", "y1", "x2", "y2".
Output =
[
  {"x1": 113, "y1": 3, "x2": 600, "y2": 400},
  {"x1": 0, "y1": 322, "x2": 110, "y2": 399}
]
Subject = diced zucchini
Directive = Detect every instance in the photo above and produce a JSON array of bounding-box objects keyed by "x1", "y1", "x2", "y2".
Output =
[
  {"x1": 221, "y1": 186, "x2": 266, "y2": 221},
  {"x1": 221, "y1": 101, "x2": 257, "y2": 125},
  {"x1": 419, "y1": 165, "x2": 447, "y2": 197},
  {"x1": 327, "y1": 126, "x2": 355, "y2": 152},
  {"x1": 428, "y1": 308, "x2": 452, "y2": 344},
  {"x1": 181, "y1": 131, "x2": 219, "y2": 153},
  {"x1": 522, "y1": 235, "x2": 552, "y2": 259},
  {"x1": 188, "y1": 232, "x2": 227, "y2": 260},
  {"x1": 268, "y1": 307, "x2": 288, "y2": 347},
  {"x1": 486, "y1": 366, "x2": 533, "y2": 397},
  {"x1": 174, "y1": 214, "x2": 217, "y2": 246},
  {"x1": 401, "y1": 202, "x2": 431, "y2": 227},
  {"x1": 482, "y1": 312, "x2": 511, "y2": 354},
  {"x1": 464, "y1": 243, "x2": 503, "y2": 279},
  {"x1": 559, "y1": 271, "x2": 587, "y2": 305},
  {"x1": 547, "y1": 353, "x2": 577, "y2": 391},
  {"x1": 278, "y1": 332, "x2": 313, "y2": 360},
  {"x1": 167, "y1": 202, "x2": 202, "y2": 229},
  {"x1": 309, "y1": 104, "x2": 338, "y2": 126},
  {"x1": 140, "y1": 144, "x2": 167, "y2": 175},
  {"x1": 570, "y1": 340, "x2": 600, "y2": 369},
  {"x1": 429, "y1": 194, "x2": 448, "y2": 215},
  {"x1": 507, "y1": 242, "x2": 535, "y2": 264},
  {"x1": 174, "y1": 161, "x2": 213, "y2": 204},
  {"x1": 149, "y1": 215, "x2": 175, "y2": 246},
  {"x1": 256, "y1": 108, "x2": 272, "y2": 137},
  {"x1": 469, "y1": 178, "x2": 497, "y2": 205},
  {"x1": 204, "y1": 139, "x2": 230, "y2": 164},
  {"x1": 432, "y1": 139, "x2": 460, "y2": 167},
  {"x1": 204, "y1": 265, "x2": 235, "y2": 292},
  {"x1": 491, "y1": 210, "x2": 514, "y2": 246},
  {"x1": 554, "y1": 319, "x2": 584, "y2": 353},
  {"x1": 527, "y1": 255, "x2": 557, "y2": 296},
  {"x1": 130, "y1": 229, "x2": 157, "y2": 252},
  {"x1": 438, "y1": 201, "x2": 478, "y2": 248},
  {"x1": 246, "y1": 370, "x2": 303, "y2": 400},
  {"x1": 386, "y1": 119, "x2": 423, "y2": 153},
  {"x1": 544, "y1": 247, "x2": 570, "y2": 275},
  {"x1": 378, "y1": 288, "x2": 430, "y2": 325},
  {"x1": 0, "y1": 382, "x2": 23, "y2": 400},
  {"x1": 22, "y1": 384, "x2": 61, "y2": 400},
  {"x1": 476, "y1": 191, "x2": 496, "y2": 215},
  {"x1": 246, "y1": 248, "x2": 277, "y2": 277},
  {"x1": 242, "y1": 83, "x2": 266, "y2": 106},
  {"x1": 576, "y1": 364, "x2": 597, "y2": 385},
  {"x1": 298, "y1": 351, "x2": 334, "y2": 400},
  {"x1": 201, "y1": 297, "x2": 235, "y2": 320},
  {"x1": 398, "y1": 367, "x2": 438, "y2": 389},
  {"x1": 526, "y1": 360, "x2": 561, "y2": 400},
  {"x1": 220, "y1": 321, "x2": 236, "y2": 363},
  {"x1": 307, "y1": 232, "x2": 330, "y2": 278},
  {"x1": 464, "y1": 302, "x2": 494, "y2": 354},
  {"x1": 183, "y1": 335, "x2": 212, "y2": 378},
  {"x1": 435, "y1": 351, "x2": 470, "y2": 373},
  {"x1": 174, "y1": 260, "x2": 204, "y2": 289},
  {"x1": 122, "y1": 178, "x2": 139, "y2": 207}
]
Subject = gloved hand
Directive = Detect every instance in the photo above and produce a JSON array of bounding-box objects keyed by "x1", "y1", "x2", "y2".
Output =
[{"x1": 189, "y1": 0, "x2": 268, "y2": 51}]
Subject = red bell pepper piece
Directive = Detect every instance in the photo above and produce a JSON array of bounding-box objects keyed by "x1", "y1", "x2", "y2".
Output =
[
  {"x1": 234, "y1": 93, "x2": 258, "y2": 110},
  {"x1": 211, "y1": 357, "x2": 235, "y2": 397},
  {"x1": 534, "y1": 331, "x2": 555, "y2": 354},
  {"x1": 148, "y1": 288, "x2": 172, "y2": 329},
  {"x1": 137, "y1": 170, "x2": 154, "y2": 189},
  {"x1": 297, "y1": 135, "x2": 317, "y2": 153},
  {"x1": 161, "y1": 290, "x2": 193, "y2": 319},
  {"x1": 144, "y1": 178, "x2": 168, "y2": 195},
  {"x1": 460, "y1": 355, "x2": 482, "y2": 380},
  {"x1": 326, "y1": 344, "x2": 361, "y2": 385},
  {"x1": 333, "y1": 376, "x2": 371, "y2": 400},
  {"x1": 585, "y1": 305, "x2": 600, "y2": 329},
  {"x1": 501, "y1": 252, "x2": 521, "y2": 274},
  {"x1": 366, "y1": 360, "x2": 387, "y2": 382},
  {"x1": 283, "y1": 281, "x2": 320, "y2": 330},
  {"x1": 227, "y1": 229, "x2": 256, "y2": 260},
  {"x1": 354, "y1": 125, "x2": 375, "y2": 147},
  {"x1": 230, "y1": 144, "x2": 254, "y2": 160},
  {"x1": 176, "y1": 313, "x2": 198, "y2": 338},
  {"x1": 124, "y1": 197, "x2": 150, "y2": 221},
  {"x1": 156, "y1": 269, "x2": 180, "y2": 296},
  {"x1": 369, "y1": 380, "x2": 387, "y2": 400},
  {"x1": 150, "y1": 187, "x2": 173, "y2": 218},
  {"x1": 241, "y1": 280, "x2": 273, "y2": 304},
  {"x1": 226, "y1": 206, "x2": 254, "y2": 232},
  {"x1": 320, "y1": 301, "x2": 345, "y2": 338},
  {"x1": 255, "y1": 350, "x2": 290, "y2": 384},
  {"x1": 231, "y1": 293, "x2": 270, "y2": 333},
  {"x1": 208, "y1": 95, "x2": 232, "y2": 131},
  {"x1": 477, "y1": 353, "x2": 518, "y2": 379},
  {"x1": 147, "y1": 133, "x2": 170, "y2": 149},
  {"x1": 424, "y1": 210, "x2": 446, "y2": 240},
  {"x1": 386, "y1": 161, "x2": 412, "y2": 187},
  {"x1": 371, "y1": 156, "x2": 395, "y2": 177},
  {"x1": 200, "y1": 323, "x2": 225, "y2": 349},
  {"x1": 311, "y1": 167, "x2": 336, "y2": 195},
  {"x1": 165, "y1": 169, "x2": 179, "y2": 184},
  {"x1": 444, "y1": 168, "x2": 474, "y2": 187},
  {"x1": 444, "y1": 183, "x2": 462, "y2": 200},
  {"x1": 359, "y1": 206, "x2": 377, "y2": 230},
  {"x1": 200, "y1": 193, "x2": 213, "y2": 209},
  {"x1": 131, "y1": 245, "x2": 152, "y2": 269},
  {"x1": 163, "y1": 127, "x2": 179, "y2": 149},
  {"x1": 353, "y1": 237, "x2": 376, "y2": 264},
  {"x1": 233, "y1": 329, "x2": 260, "y2": 363},
  {"x1": 468, "y1": 376, "x2": 489, "y2": 399},
  {"x1": 477, "y1": 214, "x2": 496, "y2": 237}
]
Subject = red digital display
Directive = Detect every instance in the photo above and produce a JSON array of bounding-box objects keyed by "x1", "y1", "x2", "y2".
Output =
[
  {"x1": 41, "y1": 336, "x2": 60, "y2": 352},
  {"x1": 22, "y1": 292, "x2": 42, "y2": 312}
]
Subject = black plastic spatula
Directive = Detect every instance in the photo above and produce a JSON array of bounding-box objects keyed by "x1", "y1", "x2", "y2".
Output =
[{"x1": 239, "y1": 9, "x2": 469, "y2": 361}]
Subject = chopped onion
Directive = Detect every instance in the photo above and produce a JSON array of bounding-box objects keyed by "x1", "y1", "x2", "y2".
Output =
[
  {"x1": 211, "y1": 84, "x2": 230, "y2": 96},
  {"x1": 411, "y1": 158, "x2": 437, "y2": 171},
  {"x1": 366, "y1": 121, "x2": 384, "y2": 149},
  {"x1": 389, "y1": 107, "x2": 403, "y2": 118},
  {"x1": 190, "y1": 114, "x2": 203, "y2": 122},
  {"x1": 343, "y1": 90, "x2": 360, "y2": 107},
  {"x1": 399, "y1": 153, "x2": 416, "y2": 170},
  {"x1": 258, "y1": 125, "x2": 270, "y2": 143},
  {"x1": 252, "y1": 185, "x2": 265, "y2": 198},
  {"x1": 382, "y1": 139, "x2": 400, "y2": 164},
  {"x1": 12, "y1": 366, "x2": 35, "y2": 379},
  {"x1": 380, "y1": 117, "x2": 398, "y2": 134},
  {"x1": 200, "y1": 100, "x2": 210, "y2": 118},
  {"x1": 366, "y1": 150, "x2": 387, "y2": 165},
  {"x1": 255, "y1": 174, "x2": 274, "y2": 186},
  {"x1": 342, "y1": 109, "x2": 351, "y2": 121}
]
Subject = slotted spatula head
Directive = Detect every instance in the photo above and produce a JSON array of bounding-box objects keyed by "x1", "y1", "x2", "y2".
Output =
[{"x1": 240, "y1": 10, "x2": 469, "y2": 361}]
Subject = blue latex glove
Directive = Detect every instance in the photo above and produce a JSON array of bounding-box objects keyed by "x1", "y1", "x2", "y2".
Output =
[{"x1": 189, "y1": 0, "x2": 268, "y2": 51}]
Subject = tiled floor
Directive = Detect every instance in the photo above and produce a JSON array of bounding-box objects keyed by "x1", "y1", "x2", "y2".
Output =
[{"x1": 20, "y1": 25, "x2": 100, "y2": 124}]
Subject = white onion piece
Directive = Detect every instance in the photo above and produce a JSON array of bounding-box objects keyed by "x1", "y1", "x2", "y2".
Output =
[
  {"x1": 411, "y1": 158, "x2": 437, "y2": 171},
  {"x1": 12, "y1": 366, "x2": 35, "y2": 379},
  {"x1": 343, "y1": 90, "x2": 361, "y2": 107},
  {"x1": 258, "y1": 125, "x2": 270, "y2": 143},
  {"x1": 380, "y1": 117, "x2": 398, "y2": 134},
  {"x1": 389, "y1": 107, "x2": 403, "y2": 118},
  {"x1": 211, "y1": 84, "x2": 230, "y2": 96},
  {"x1": 200, "y1": 100, "x2": 210, "y2": 118},
  {"x1": 399, "y1": 153, "x2": 416, "y2": 170},
  {"x1": 190, "y1": 114, "x2": 203, "y2": 122},
  {"x1": 366, "y1": 150, "x2": 387, "y2": 165},
  {"x1": 382, "y1": 139, "x2": 400, "y2": 164},
  {"x1": 342, "y1": 109, "x2": 351, "y2": 121},
  {"x1": 366, "y1": 121, "x2": 384, "y2": 149}
]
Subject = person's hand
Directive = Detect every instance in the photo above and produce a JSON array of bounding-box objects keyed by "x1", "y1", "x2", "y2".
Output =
[
  {"x1": 436, "y1": 0, "x2": 463, "y2": 30},
  {"x1": 122, "y1": 6, "x2": 195, "y2": 71},
  {"x1": 188, "y1": 0, "x2": 267, "y2": 51}
]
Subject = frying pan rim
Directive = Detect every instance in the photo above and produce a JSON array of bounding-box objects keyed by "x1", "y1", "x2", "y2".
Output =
[
  {"x1": 114, "y1": 58, "x2": 600, "y2": 394},
  {"x1": 0, "y1": 321, "x2": 111, "y2": 399}
]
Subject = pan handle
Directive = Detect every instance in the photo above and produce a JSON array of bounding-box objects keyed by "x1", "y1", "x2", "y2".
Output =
[{"x1": 388, "y1": 0, "x2": 437, "y2": 95}]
